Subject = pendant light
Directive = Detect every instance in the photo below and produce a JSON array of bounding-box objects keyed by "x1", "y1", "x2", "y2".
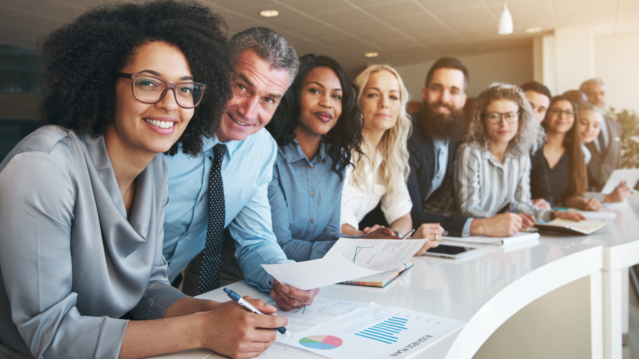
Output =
[{"x1": 498, "y1": 4, "x2": 513, "y2": 35}]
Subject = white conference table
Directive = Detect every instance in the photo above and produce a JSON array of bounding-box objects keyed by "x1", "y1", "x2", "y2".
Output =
[{"x1": 152, "y1": 199, "x2": 639, "y2": 359}]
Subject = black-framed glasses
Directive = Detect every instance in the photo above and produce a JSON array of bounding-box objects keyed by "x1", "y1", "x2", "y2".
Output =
[
  {"x1": 484, "y1": 111, "x2": 519, "y2": 124},
  {"x1": 116, "y1": 72, "x2": 206, "y2": 109},
  {"x1": 549, "y1": 108, "x2": 575, "y2": 117}
]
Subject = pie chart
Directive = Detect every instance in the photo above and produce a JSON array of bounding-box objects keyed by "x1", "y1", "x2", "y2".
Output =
[{"x1": 299, "y1": 335, "x2": 343, "y2": 350}]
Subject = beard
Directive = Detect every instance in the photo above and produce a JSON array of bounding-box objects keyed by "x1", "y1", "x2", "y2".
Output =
[{"x1": 418, "y1": 101, "x2": 466, "y2": 142}]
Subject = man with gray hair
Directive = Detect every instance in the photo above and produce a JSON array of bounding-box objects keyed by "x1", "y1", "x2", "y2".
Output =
[
  {"x1": 163, "y1": 27, "x2": 319, "y2": 310},
  {"x1": 579, "y1": 78, "x2": 622, "y2": 186}
]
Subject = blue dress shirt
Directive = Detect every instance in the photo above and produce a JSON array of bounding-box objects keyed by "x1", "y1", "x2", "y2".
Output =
[
  {"x1": 269, "y1": 140, "x2": 344, "y2": 261},
  {"x1": 425, "y1": 138, "x2": 449, "y2": 201},
  {"x1": 163, "y1": 129, "x2": 292, "y2": 292}
]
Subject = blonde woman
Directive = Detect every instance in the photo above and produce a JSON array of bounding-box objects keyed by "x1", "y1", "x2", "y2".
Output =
[
  {"x1": 454, "y1": 84, "x2": 584, "y2": 227},
  {"x1": 341, "y1": 65, "x2": 443, "y2": 248}
]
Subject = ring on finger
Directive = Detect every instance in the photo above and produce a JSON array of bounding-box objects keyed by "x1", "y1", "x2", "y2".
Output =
[{"x1": 434, "y1": 234, "x2": 439, "y2": 240}]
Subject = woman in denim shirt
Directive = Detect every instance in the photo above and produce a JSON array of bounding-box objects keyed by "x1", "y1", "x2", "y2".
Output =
[{"x1": 265, "y1": 54, "x2": 374, "y2": 261}]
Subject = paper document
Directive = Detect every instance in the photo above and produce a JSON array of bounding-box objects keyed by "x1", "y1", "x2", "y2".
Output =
[
  {"x1": 277, "y1": 303, "x2": 466, "y2": 359},
  {"x1": 266, "y1": 297, "x2": 369, "y2": 334},
  {"x1": 444, "y1": 232, "x2": 540, "y2": 246},
  {"x1": 325, "y1": 238, "x2": 427, "y2": 271},
  {"x1": 262, "y1": 238, "x2": 426, "y2": 290},
  {"x1": 262, "y1": 256, "x2": 381, "y2": 290}
]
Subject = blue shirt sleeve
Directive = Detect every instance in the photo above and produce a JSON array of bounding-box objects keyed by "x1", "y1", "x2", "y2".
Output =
[{"x1": 228, "y1": 139, "x2": 293, "y2": 292}]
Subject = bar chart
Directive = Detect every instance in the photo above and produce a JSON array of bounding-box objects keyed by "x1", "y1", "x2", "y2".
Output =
[{"x1": 354, "y1": 315, "x2": 409, "y2": 344}]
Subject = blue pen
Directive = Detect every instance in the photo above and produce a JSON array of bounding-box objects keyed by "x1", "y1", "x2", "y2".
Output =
[
  {"x1": 510, "y1": 201, "x2": 516, "y2": 213},
  {"x1": 224, "y1": 288, "x2": 292, "y2": 337}
]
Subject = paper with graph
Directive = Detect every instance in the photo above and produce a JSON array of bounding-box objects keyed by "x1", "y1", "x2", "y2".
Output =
[
  {"x1": 325, "y1": 238, "x2": 427, "y2": 272},
  {"x1": 262, "y1": 238, "x2": 426, "y2": 290},
  {"x1": 264, "y1": 297, "x2": 369, "y2": 334},
  {"x1": 276, "y1": 303, "x2": 466, "y2": 359}
]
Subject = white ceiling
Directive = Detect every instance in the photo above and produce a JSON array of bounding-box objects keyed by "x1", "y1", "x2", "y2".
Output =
[{"x1": 1, "y1": 0, "x2": 638, "y2": 75}]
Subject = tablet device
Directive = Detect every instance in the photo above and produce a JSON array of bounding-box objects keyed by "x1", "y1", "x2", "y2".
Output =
[
  {"x1": 422, "y1": 244, "x2": 484, "y2": 259},
  {"x1": 600, "y1": 169, "x2": 639, "y2": 194}
]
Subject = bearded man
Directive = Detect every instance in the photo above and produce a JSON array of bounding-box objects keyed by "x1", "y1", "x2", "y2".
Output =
[{"x1": 405, "y1": 57, "x2": 525, "y2": 237}]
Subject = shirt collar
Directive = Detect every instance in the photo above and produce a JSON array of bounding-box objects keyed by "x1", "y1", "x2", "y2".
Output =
[
  {"x1": 284, "y1": 138, "x2": 327, "y2": 163},
  {"x1": 202, "y1": 134, "x2": 240, "y2": 158}
]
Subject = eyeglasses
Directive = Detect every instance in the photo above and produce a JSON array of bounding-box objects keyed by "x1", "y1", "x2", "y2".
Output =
[
  {"x1": 549, "y1": 108, "x2": 574, "y2": 117},
  {"x1": 116, "y1": 72, "x2": 206, "y2": 109},
  {"x1": 484, "y1": 111, "x2": 519, "y2": 124}
]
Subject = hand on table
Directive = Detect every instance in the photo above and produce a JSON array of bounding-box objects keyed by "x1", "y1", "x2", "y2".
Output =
[
  {"x1": 412, "y1": 223, "x2": 444, "y2": 256},
  {"x1": 362, "y1": 224, "x2": 385, "y2": 235},
  {"x1": 361, "y1": 227, "x2": 399, "y2": 240},
  {"x1": 517, "y1": 213, "x2": 536, "y2": 230},
  {"x1": 605, "y1": 181, "x2": 630, "y2": 203},
  {"x1": 583, "y1": 198, "x2": 603, "y2": 211},
  {"x1": 531, "y1": 198, "x2": 550, "y2": 209},
  {"x1": 270, "y1": 278, "x2": 319, "y2": 311},
  {"x1": 470, "y1": 213, "x2": 523, "y2": 237},
  {"x1": 553, "y1": 211, "x2": 586, "y2": 222},
  {"x1": 199, "y1": 296, "x2": 287, "y2": 359}
]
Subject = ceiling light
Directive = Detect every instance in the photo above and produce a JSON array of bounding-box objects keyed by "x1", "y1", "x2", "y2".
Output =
[
  {"x1": 525, "y1": 27, "x2": 542, "y2": 33},
  {"x1": 364, "y1": 52, "x2": 378, "y2": 58},
  {"x1": 259, "y1": 10, "x2": 279, "y2": 17},
  {"x1": 498, "y1": 4, "x2": 513, "y2": 35}
]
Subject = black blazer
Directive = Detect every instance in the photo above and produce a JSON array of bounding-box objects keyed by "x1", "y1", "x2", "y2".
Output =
[
  {"x1": 359, "y1": 114, "x2": 469, "y2": 232},
  {"x1": 530, "y1": 148, "x2": 553, "y2": 204}
]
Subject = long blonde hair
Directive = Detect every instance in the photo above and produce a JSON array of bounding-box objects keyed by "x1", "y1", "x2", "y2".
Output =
[{"x1": 351, "y1": 65, "x2": 412, "y2": 199}]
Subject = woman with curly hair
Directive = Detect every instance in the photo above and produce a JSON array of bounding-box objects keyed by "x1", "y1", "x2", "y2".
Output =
[
  {"x1": 265, "y1": 54, "x2": 370, "y2": 261},
  {"x1": 340, "y1": 65, "x2": 443, "y2": 250},
  {"x1": 0, "y1": 1, "x2": 286, "y2": 358},
  {"x1": 454, "y1": 84, "x2": 584, "y2": 227}
]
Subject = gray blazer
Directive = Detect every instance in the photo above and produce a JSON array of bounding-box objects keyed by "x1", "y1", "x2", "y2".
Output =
[
  {"x1": 586, "y1": 116, "x2": 622, "y2": 187},
  {"x1": 0, "y1": 126, "x2": 186, "y2": 358}
]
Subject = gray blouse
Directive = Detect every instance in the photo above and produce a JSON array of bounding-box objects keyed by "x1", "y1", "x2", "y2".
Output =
[{"x1": 0, "y1": 126, "x2": 186, "y2": 358}]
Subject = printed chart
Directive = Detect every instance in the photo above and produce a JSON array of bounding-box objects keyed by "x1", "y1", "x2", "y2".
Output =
[
  {"x1": 267, "y1": 297, "x2": 368, "y2": 334},
  {"x1": 325, "y1": 238, "x2": 427, "y2": 271},
  {"x1": 353, "y1": 316, "x2": 408, "y2": 344},
  {"x1": 278, "y1": 303, "x2": 466, "y2": 359},
  {"x1": 299, "y1": 335, "x2": 343, "y2": 350}
]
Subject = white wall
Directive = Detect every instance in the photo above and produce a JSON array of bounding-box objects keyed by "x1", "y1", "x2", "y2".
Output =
[
  {"x1": 393, "y1": 46, "x2": 533, "y2": 101},
  {"x1": 594, "y1": 31, "x2": 639, "y2": 113}
]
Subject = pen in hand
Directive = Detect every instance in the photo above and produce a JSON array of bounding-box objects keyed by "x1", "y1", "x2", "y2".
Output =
[{"x1": 223, "y1": 288, "x2": 292, "y2": 338}]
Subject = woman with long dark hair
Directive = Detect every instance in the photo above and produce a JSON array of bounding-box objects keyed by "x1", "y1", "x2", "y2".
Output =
[
  {"x1": 537, "y1": 95, "x2": 601, "y2": 210},
  {"x1": 265, "y1": 54, "x2": 368, "y2": 262},
  {"x1": 0, "y1": 2, "x2": 285, "y2": 358}
]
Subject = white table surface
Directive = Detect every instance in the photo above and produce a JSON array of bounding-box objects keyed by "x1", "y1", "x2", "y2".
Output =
[{"x1": 151, "y1": 199, "x2": 639, "y2": 359}]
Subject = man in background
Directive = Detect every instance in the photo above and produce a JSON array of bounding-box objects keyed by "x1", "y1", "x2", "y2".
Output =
[{"x1": 580, "y1": 78, "x2": 622, "y2": 186}]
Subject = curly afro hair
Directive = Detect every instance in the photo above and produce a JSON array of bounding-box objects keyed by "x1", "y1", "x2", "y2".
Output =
[{"x1": 40, "y1": 0, "x2": 232, "y2": 156}]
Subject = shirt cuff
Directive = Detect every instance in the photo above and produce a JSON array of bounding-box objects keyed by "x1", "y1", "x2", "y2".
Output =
[{"x1": 462, "y1": 218, "x2": 473, "y2": 235}]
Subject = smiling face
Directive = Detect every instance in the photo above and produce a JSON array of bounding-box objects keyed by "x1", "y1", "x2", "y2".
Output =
[
  {"x1": 524, "y1": 90, "x2": 550, "y2": 124},
  {"x1": 422, "y1": 68, "x2": 467, "y2": 116},
  {"x1": 112, "y1": 41, "x2": 194, "y2": 155},
  {"x1": 295, "y1": 66, "x2": 343, "y2": 138},
  {"x1": 545, "y1": 100, "x2": 575, "y2": 135},
  {"x1": 217, "y1": 49, "x2": 291, "y2": 142},
  {"x1": 583, "y1": 83, "x2": 607, "y2": 108},
  {"x1": 359, "y1": 70, "x2": 401, "y2": 135},
  {"x1": 484, "y1": 99, "x2": 520, "y2": 146},
  {"x1": 578, "y1": 109, "x2": 603, "y2": 144}
]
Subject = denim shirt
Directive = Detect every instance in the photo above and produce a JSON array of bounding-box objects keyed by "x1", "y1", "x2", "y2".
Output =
[{"x1": 268, "y1": 139, "x2": 345, "y2": 261}]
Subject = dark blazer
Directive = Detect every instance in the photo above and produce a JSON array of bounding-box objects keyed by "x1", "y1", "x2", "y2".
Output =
[
  {"x1": 360, "y1": 113, "x2": 469, "y2": 232},
  {"x1": 586, "y1": 116, "x2": 622, "y2": 188}
]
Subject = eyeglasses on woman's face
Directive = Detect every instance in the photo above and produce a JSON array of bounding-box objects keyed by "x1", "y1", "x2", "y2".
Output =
[
  {"x1": 548, "y1": 108, "x2": 574, "y2": 118},
  {"x1": 484, "y1": 111, "x2": 519, "y2": 124},
  {"x1": 116, "y1": 72, "x2": 206, "y2": 109}
]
